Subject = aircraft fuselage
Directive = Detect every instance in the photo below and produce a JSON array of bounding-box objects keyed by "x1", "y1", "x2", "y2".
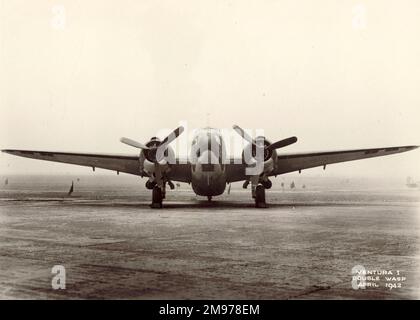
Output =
[{"x1": 190, "y1": 128, "x2": 227, "y2": 196}]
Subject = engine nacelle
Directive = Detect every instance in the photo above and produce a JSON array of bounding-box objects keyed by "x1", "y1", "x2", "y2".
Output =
[
  {"x1": 241, "y1": 136, "x2": 277, "y2": 175},
  {"x1": 139, "y1": 137, "x2": 175, "y2": 178},
  {"x1": 141, "y1": 137, "x2": 175, "y2": 164},
  {"x1": 241, "y1": 136, "x2": 271, "y2": 162}
]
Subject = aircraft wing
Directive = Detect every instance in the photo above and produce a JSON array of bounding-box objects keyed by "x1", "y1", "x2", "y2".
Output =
[
  {"x1": 2, "y1": 149, "x2": 193, "y2": 182},
  {"x1": 272, "y1": 145, "x2": 418, "y2": 175},
  {"x1": 226, "y1": 145, "x2": 417, "y2": 182},
  {"x1": 2, "y1": 149, "x2": 143, "y2": 175},
  {"x1": 3, "y1": 145, "x2": 417, "y2": 183}
]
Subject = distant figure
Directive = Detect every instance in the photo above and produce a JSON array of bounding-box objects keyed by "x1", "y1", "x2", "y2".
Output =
[
  {"x1": 176, "y1": 183, "x2": 180, "y2": 188},
  {"x1": 302, "y1": 184, "x2": 306, "y2": 189},
  {"x1": 77, "y1": 178, "x2": 80, "y2": 182},
  {"x1": 68, "y1": 181, "x2": 74, "y2": 195},
  {"x1": 5, "y1": 178, "x2": 8, "y2": 186},
  {"x1": 281, "y1": 182, "x2": 284, "y2": 191},
  {"x1": 290, "y1": 181, "x2": 295, "y2": 189},
  {"x1": 406, "y1": 177, "x2": 418, "y2": 188}
]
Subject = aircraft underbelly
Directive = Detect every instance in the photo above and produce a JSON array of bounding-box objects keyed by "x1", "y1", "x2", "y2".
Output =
[{"x1": 191, "y1": 171, "x2": 226, "y2": 196}]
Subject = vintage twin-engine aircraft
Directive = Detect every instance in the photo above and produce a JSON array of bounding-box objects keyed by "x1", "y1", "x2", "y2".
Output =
[{"x1": 2, "y1": 125, "x2": 418, "y2": 208}]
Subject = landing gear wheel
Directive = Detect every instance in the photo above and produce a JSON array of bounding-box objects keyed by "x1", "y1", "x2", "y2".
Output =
[
  {"x1": 255, "y1": 185, "x2": 267, "y2": 208},
  {"x1": 151, "y1": 186, "x2": 163, "y2": 208},
  {"x1": 145, "y1": 180, "x2": 156, "y2": 190},
  {"x1": 262, "y1": 179, "x2": 272, "y2": 189}
]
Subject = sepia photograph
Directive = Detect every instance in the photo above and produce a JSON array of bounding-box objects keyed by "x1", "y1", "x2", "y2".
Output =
[{"x1": 1, "y1": 0, "x2": 419, "y2": 309}]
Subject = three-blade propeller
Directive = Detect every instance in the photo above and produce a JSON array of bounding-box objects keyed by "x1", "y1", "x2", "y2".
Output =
[
  {"x1": 233, "y1": 124, "x2": 297, "y2": 156},
  {"x1": 120, "y1": 126, "x2": 184, "y2": 160}
]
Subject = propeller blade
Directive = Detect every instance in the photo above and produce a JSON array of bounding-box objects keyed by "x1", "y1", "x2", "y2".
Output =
[
  {"x1": 120, "y1": 137, "x2": 149, "y2": 150},
  {"x1": 267, "y1": 136, "x2": 298, "y2": 151},
  {"x1": 160, "y1": 126, "x2": 185, "y2": 145},
  {"x1": 232, "y1": 125, "x2": 254, "y2": 144}
]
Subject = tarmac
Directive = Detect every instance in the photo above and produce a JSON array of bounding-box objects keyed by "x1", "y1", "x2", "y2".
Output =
[{"x1": 0, "y1": 175, "x2": 419, "y2": 299}]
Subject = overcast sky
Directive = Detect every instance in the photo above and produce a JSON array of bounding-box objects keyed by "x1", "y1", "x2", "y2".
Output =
[{"x1": 0, "y1": 0, "x2": 419, "y2": 178}]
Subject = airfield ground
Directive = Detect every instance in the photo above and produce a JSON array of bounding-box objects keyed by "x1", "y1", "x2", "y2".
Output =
[{"x1": 0, "y1": 175, "x2": 419, "y2": 299}]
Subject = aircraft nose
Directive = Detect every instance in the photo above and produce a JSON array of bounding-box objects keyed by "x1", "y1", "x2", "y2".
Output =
[{"x1": 198, "y1": 150, "x2": 219, "y2": 165}]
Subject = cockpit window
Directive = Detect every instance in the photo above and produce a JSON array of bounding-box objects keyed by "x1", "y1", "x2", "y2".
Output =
[{"x1": 190, "y1": 130, "x2": 225, "y2": 164}]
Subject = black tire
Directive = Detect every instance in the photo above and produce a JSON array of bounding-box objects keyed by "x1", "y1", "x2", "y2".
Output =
[
  {"x1": 145, "y1": 180, "x2": 156, "y2": 190},
  {"x1": 255, "y1": 185, "x2": 267, "y2": 208},
  {"x1": 262, "y1": 179, "x2": 272, "y2": 189},
  {"x1": 151, "y1": 186, "x2": 163, "y2": 208}
]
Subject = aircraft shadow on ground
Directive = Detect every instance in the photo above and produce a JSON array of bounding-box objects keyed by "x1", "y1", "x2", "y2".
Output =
[
  {"x1": 55, "y1": 199, "x2": 364, "y2": 209},
  {"x1": 1, "y1": 195, "x2": 376, "y2": 209},
  {"x1": 161, "y1": 201, "x2": 365, "y2": 209}
]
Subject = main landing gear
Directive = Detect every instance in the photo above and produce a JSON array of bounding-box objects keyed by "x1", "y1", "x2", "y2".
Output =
[
  {"x1": 148, "y1": 179, "x2": 174, "y2": 208},
  {"x1": 151, "y1": 186, "x2": 163, "y2": 208},
  {"x1": 254, "y1": 184, "x2": 267, "y2": 208},
  {"x1": 245, "y1": 178, "x2": 270, "y2": 208}
]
